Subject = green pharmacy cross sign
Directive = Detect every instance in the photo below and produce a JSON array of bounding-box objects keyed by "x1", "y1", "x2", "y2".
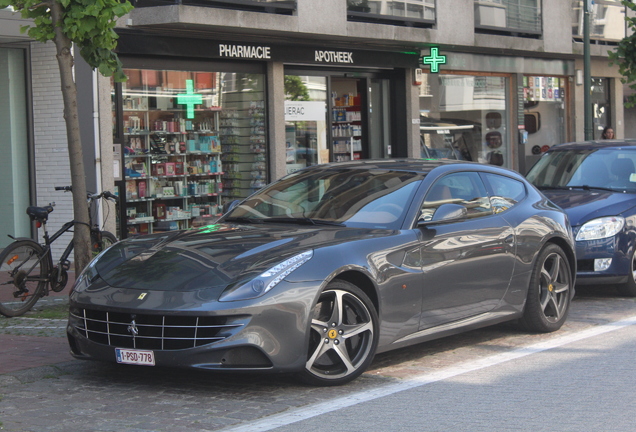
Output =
[
  {"x1": 421, "y1": 47, "x2": 447, "y2": 73},
  {"x1": 177, "y1": 79, "x2": 203, "y2": 119}
]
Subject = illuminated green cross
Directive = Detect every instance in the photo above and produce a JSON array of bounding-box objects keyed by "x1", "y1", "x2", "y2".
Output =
[
  {"x1": 422, "y1": 47, "x2": 446, "y2": 73},
  {"x1": 177, "y1": 79, "x2": 202, "y2": 119}
]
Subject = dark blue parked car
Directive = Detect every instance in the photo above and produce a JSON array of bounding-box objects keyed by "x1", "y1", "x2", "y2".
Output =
[{"x1": 527, "y1": 140, "x2": 636, "y2": 296}]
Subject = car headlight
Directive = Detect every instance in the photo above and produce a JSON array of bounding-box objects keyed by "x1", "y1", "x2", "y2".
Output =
[
  {"x1": 576, "y1": 216, "x2": 625, "y2": 241},
  {"x1": 72, "y1": 253, "x2": 103, "y2": 293},
  {"x1": 219, "y1": 250, "x2": 313, "y2": 302}
]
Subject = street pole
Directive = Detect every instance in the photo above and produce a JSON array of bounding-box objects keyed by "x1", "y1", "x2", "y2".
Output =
[{"x1": 584, "y1": 0, "x2": 593, "y2": 140}]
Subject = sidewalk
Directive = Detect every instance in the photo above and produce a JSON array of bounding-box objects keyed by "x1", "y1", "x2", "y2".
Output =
[
  {"x1": 0, "y1": 283, "x2": 75, "y2": 374},
  {"x1": 0, "y1": 333, "x2": 73, "y2": 374}
]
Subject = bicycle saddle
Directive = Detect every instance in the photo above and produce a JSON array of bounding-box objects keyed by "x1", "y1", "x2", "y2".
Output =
[{"x1": 27, "y1": 206, "x2": 54, "y2": 222}]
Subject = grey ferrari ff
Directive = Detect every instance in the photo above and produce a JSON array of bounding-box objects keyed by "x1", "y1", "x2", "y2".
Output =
[{"x1": 67, "y1": 159, "x2": 576, "y2": 385}]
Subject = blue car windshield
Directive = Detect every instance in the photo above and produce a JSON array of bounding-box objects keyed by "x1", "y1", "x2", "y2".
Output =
[
  {"x1": 224, "y1": 168, "x2": 423, "y2": 229},
  {"x1": 527, "y1": 148, "x2": 636, "y2": 192}
]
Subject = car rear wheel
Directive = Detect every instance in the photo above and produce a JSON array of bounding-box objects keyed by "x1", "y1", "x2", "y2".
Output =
[
  {"x1": 299, "y1": 280, "x2": 379, "y2": 386},
  {"x1": 617, "y1": 250, "x2": 636, "y2": 297},
  {"x1": 521, "y1": 244, "x2": 572, "y2": 333}
]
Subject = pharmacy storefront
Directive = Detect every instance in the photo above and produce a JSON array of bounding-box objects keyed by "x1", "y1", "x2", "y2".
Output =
[
  {"x1": 112, "y1": 31, "x2": 417, "y2": 238},
  {"x1": 418, "y1": 50, "x2": 573, "y2": 173}
]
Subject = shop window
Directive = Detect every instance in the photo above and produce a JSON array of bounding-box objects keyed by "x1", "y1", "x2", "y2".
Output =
[
  {"x1": 0, "y1": 48, "x2": 31, "y2": 248},
  {"x1": 347, "y1": 0, "x2": 436, "y2": 28},
  {"x1": 592, "y1": 77, "x2": 612, "y2": 140},
  {"x1": 474, "y1": 0, "x2": 541, "y2": 37},
  {"x1": 522, "y1": 75, "x2": 567, "y2": 170},
  {"x1": 116, "y1": 68, "x2": 267, "y2": 237},
  {"x1": 131, "y1": 0, "x2": 296, "y2": 15},
  {"x1": 572, "y1": 0, "x2": 625, "y2": 43},
  {"x1": 284, "y1": 76, "x2": 329, "y2": 174},
  {"x1": 419, "y1": 73, "x2": 511, "y2": 168}
]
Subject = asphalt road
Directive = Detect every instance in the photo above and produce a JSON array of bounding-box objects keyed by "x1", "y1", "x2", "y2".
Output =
[{"x1": 0, "y1": 286, "x2": 635, "y2": 432}]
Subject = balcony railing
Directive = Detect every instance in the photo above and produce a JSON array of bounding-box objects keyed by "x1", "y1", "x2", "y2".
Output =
[
  {"x1": 474, "y1": 0, "x2": 541, "y2": 37},
  {"x1": 130, "y1": 0, "x2": 296, "y2": 15},
  {"x1": 347, "y1": 0, "x2": 436, "y2": 28},
  {"x1": 572, "y1": 0, "x2": 625, "y2": 43}
]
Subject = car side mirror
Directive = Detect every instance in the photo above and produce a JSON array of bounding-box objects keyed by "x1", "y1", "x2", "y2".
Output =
[
  {"x1": 418, "y1": 203, "x2": 468, "y2": 227},
  {"x1": 223, "y1": 199, "x2": 241, "y2": 214}
]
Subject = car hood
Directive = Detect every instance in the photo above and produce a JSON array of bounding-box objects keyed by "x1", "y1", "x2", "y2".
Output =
[
  {"x1": 91, "y1": 223, "x2": 391, "y2": 295},
  {"x1": 541, "y1": 189, "x2": 636, "y2": 226}
]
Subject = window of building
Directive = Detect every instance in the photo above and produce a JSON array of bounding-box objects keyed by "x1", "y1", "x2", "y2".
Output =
[
  {"x1": 0, "y1": 48, "x2": 31, "y2": 248},
  {"x1": 347, "y1": 0, "x2": 436, "y2": 28},
  {"x1": 419, "y1": 73, "x2": 511, "y2": 168},
  {"x1": 572, "y1": 0, "x2": 625, "y2": 43},
  {"x1": 114, "y1": 68, "x2": 267, "y2": 237},
  {"x1": 131, "y1": 0, "x2": 296, "y2": 15},
  {"x1": 474, "y1": 0, "x2": 542, "y2": 37},
  {"x1": 592, "y1": 77, "x2": 612, "y2": 140},
  {"x1": 522, "y1": 75, "x2": 568, "y2": 171}
]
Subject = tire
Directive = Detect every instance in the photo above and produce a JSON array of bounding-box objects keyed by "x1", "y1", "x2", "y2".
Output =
[
  {"x1": 92, "y1": 231, "x2": 117, "y2": 256},
  {"x1": 616, "y1": 249, "x2": 636, "y2": 297},
  {"x1": 299, "y1": 280, "x2": 379, "y2": 386},
  {"x1": 521, "y1": 244, "x2": 572, "y2": 333},
  {"x1": 0, "y1": 241, "x2": 49, "y2": 317}
]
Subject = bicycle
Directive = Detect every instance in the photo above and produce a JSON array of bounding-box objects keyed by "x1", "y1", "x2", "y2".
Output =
[{"x1": 0, "y1": 186, "x2": 118, "y2": 317}]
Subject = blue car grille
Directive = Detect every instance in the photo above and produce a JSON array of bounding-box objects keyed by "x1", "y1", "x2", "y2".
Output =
[{"x1": 70, "y1": 308, "x2": 246, "y2": 350}]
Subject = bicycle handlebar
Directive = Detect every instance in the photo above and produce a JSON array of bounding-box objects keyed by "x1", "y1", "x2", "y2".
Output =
[{"x1": 55, "y1": 186, "x2": 119, "y2": 202}]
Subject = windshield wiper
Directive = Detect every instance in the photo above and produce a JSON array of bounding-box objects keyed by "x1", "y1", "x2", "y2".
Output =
[
  {"x1": 223, "y1": 217, "x2": 263, "y2": 224},
  {"x1": 567, "y1": 185, "x2": 619, "y2": 193},
  {"x1": 537, "y1": 186, "x2": 571, "y2": 190},
  {"x1": 261, "y1": 217, "x2": 345, "y2": 226}
]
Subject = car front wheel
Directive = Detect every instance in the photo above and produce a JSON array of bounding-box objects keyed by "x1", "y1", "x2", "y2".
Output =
[
  {"x1": 300, "y1": 280, "x2": 379, "y2": 386},
  {"x1": 521, "y1": 244, "x2": 572, "y2": 333},
  {"x1": 617, "y1": 249, "x2": 636, "y2": 297}
]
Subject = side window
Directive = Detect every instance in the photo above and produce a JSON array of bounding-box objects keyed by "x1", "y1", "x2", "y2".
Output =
[
  {"x1": 419, "y1": 172, "x2": 492, "y2": 222},
  {"x1": 482, "y1": 173, "x2": 527, "y2": 214}
]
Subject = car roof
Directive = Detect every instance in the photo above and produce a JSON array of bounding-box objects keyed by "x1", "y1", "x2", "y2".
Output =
[
  {"x1": 316, "y1": 158, "x2": 482, "y2": 175},
  {"x1": 549, "y1": 139, "x2": 636, "y2": 151}
]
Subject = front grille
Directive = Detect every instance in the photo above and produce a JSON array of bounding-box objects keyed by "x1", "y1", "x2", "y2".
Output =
[
  {"x1": 577, "y1": 259, "x2": 594, "y2": 272},
  {"x1": 70, "y1": 308, "x2": 246, "y2": 350}
]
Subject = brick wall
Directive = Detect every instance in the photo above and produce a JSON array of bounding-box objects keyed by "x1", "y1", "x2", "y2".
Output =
[{"x1": 30, "y1": 41, "x2": 74, "y2": 264}]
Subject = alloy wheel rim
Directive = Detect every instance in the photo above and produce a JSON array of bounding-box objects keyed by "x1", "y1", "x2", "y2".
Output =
[
  {"x1": 306, "y1": 289, "x2": 374, "y2": 380},
  {"x1": 538, "y1": 252, "x2": 570, "y2": 323}
]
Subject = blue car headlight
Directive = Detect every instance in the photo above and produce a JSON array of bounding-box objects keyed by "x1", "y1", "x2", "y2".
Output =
[
  {"x1": 219, "y1": 250, "x2": 313, "y2": 302},
  {"x1": 576, "y1": 216, "x2": 625, "y2": 241}
]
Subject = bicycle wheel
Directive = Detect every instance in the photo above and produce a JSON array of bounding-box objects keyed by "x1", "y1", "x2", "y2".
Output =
[
  {"x1": 92, "y1": 231, "x2": 117, "y2": 255},
  {"x1": 0, "y1": 241, "x2": 49, "y2": 317}
]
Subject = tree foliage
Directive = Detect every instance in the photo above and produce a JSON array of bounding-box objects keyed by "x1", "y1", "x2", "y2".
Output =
[
  {"x1": 0, "y1": 0, "x2": 132, "y2": 273},
  {"x1": 0, "y1": 0, "x2": 132, "y2": 81},
  {"x1": 609, "y1": 0, "x2": 636, "y2": 108},
  {"x1": 284, "y1": 75, "x2": 310, "y2": 101}
]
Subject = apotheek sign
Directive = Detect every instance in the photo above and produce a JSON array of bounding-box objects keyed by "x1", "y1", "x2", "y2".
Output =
[{"x1": 117, "y1": 33, "x2": 419, "y2": 68}]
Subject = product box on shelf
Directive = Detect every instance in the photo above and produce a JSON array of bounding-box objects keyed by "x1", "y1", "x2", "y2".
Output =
[
  {"x1": 125, "y1": 181, "x2": 138, "y2": 200},
  {"x1": 165, "y1": 162, "x2": 176, "y2": 176},
  {"x1": 175, "y1": 162, "x2": 185, "y2": 175},
  {"x1": 138, "y1": 181, "x2": 147, "y2": 198},
  {"x1": 155, "y1": 220, "x2": 179, "y2": 231}
]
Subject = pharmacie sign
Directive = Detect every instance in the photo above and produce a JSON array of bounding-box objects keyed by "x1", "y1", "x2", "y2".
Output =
[{"x1": 116, "y1": 34, "x2": 419, "y2": 68}]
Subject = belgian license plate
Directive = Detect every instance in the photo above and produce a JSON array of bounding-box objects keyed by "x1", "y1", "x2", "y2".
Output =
[{"x1": 115, "y1": 348, "x2": 155, "y2": 366}]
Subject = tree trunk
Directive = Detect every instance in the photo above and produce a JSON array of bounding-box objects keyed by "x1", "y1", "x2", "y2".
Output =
[{"x1": 49, "y1": 0, "x2": 92, "y2": 274}]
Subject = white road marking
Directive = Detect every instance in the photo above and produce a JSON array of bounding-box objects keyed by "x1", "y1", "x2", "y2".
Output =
[{"x1": 222, "y1": 315, "x2": 636, "y2": 432}]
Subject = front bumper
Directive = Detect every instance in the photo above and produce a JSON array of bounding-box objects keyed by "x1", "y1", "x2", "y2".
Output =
[
  {"x1": 574, "y1": 235, "x2": 631, "y2": 286},
  {"x1": 66, "y1": 280, "x2": 321, "y2": 373}
]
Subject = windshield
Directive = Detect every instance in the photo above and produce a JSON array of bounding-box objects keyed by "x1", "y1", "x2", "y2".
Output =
[
  {"x1": 224, "y1": 168, "x2": 423, "y2": 229},
  {"x1": 527, "y1": 148, "x2": 636, "y2": 192}
]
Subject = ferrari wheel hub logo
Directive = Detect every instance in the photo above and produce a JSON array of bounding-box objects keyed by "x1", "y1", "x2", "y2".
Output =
[
  {"x1": 328, "y1": 329, "x2": 338, "y2": 339},
  {"x1": 548, "y1": 284, "x2": 554, "y2": 292}
]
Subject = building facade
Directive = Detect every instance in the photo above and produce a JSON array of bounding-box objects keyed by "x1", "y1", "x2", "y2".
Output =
[{"x1": 0, "y1": 0, "x2": 632, "y2": 251}]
